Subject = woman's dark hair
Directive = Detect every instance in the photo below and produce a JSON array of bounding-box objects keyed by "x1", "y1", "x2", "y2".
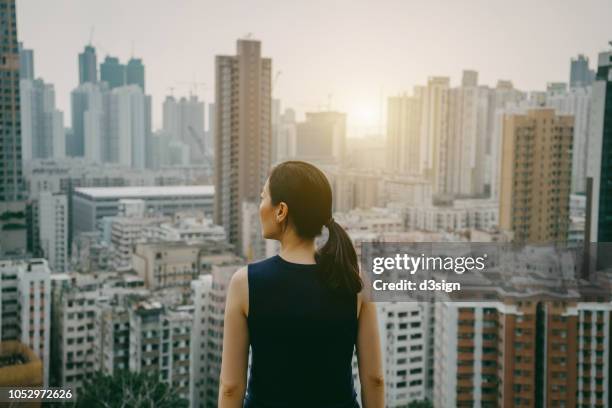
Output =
[{"x1": 268, "y1": 160, "x2": 363, "y2": 294}]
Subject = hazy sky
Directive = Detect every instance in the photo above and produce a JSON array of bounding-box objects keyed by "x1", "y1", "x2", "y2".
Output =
[{"x1": 17, "y1": 0, "x2": 612, "y2": 134}]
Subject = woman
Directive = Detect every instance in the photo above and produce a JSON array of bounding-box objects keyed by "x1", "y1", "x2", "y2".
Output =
[{"x1": 218, "y1": 161, "x2": 384, "y2": 408}]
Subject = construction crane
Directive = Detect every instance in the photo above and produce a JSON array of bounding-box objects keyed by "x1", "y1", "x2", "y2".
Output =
[
  {"x1": 187, "y1": 125, "x2": 205, "y2": 155},
  {"x1": 187, "y1": 125, "x2": 212, "y2": 168}
]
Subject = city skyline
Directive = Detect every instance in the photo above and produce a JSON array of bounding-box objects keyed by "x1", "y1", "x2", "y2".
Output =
[
  {"x1": 5, "y1": 1, "x2": 612, "y2": 405},
  {"x1": 17, "y1": 0, "x2": 612, "y2": 132}
]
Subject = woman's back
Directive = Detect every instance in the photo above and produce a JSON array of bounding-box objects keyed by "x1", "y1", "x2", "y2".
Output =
[{"x1": 245, "y1": 254, "x2": 359, "y2": 408}]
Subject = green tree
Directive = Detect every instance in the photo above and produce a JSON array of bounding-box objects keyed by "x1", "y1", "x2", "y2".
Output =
[{"x1": 76, "y1": 370, "x2": 188, "y2": 408}]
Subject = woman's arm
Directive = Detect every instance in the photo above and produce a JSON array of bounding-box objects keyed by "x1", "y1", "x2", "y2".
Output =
[
  {"x1": 356, "y1": 295, "x2": 385, "y2": 408},
  {"x1": 218, "y1": 266, "x2": 250, "y2": 408}
]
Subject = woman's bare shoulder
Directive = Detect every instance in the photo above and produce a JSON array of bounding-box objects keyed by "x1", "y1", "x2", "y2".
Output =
[
  {"x1": 229, "y1": 266, "x2": 249, "y2": 315},
  {"x1": 232, "y1": 266, "x2": 248, "y2": 282}
]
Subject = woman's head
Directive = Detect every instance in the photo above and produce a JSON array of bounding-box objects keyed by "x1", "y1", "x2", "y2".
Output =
[
  {"x1": 259, "y1": 161, "x2": 362, "y2": 294},
  {"x1": 260, "y1": 161, "x2": 331, "y2": 240}
]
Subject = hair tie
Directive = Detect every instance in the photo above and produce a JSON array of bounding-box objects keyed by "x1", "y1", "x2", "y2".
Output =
[{"x1": 326, "y1": 217, "x2": 334, "y2": 228}]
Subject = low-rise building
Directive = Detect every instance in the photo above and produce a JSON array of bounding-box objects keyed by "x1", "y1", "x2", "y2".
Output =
[{"x1": 72, "y1": 185, "x2": 214, "y2": 235}]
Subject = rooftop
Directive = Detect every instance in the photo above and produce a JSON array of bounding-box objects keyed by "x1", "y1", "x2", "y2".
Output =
[{"x1": 74, "y1": 185, "x2": 214, "y2": 199}]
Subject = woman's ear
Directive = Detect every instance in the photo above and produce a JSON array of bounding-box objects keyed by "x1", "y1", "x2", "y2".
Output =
[{"x1": 276, "y1": 202, "x2": 288, "y2": 223}]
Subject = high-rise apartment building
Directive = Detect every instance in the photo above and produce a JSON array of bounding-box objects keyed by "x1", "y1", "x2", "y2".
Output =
[
  {"x1": 434, "y1": 293, "x2": 612, "y2": 407},
  {"x1": 20, "y1": 78, "x2": 65, "y2": 161},
  {"x1": 126, "y1": 57, "x2": 145, "y2": 91},
  {"x1": 0, "y1": 0, "x2": 26, "y2": 254},
  {"x1": 149, "y1": 129, "x2": 190, "y2": 167},
  {"x1": 162, "y1": 95, "x2": 206, "y2": 164},
  {"x1": 109, "y1": 85, "x2": 147, "y2": 169},
  {"x1": 72, "y1": 56, "x2": 150, "y2": 167},
  {"x1": 386, "y1": 89, "x2": 422, "y2": 176},
  {"x1": 420, "y1": 77, "x2": 450, "y2": 194},
  {"x1": 71, "y1": 81, "x2": 150, "y2": 167},
  {"x1": 445, "y1": 71, "x2": 490, "y2": 196},
  {"x1": 51, "y1": 273, "x2": 100, "y2": 393},
  {"x1": 128, "y1": 300, "x2": 192, "y2": 401},
  {"x1": 100, "y1": 56, "x2": 145, "y2": 91},
  {"x1": 94, "y1": 293, "x2": 131, "y2": 375},
  {"x1": 100, "y1": 56, "x2": 126, "y2": 89},
  {"x1": 38, "y1": 192, "x2": 68, "y2": 272},
  {"x1": 270, "y1": 99, "x2": 281, "y2": 164},
  {"x1": 488, "y1": 82, "x2": 527, "y2": 200},
  {"x1": 206, "y1": 103, "x2": 215, "y2": 153},
  {"x1": 214, "y1": 39, "x2": 272, "y2": 254},
  {"x1": 499, "y1": 108, "x2": 573, "y2": 244},
  {"x1": 78, "y1": 45, "x2": 97, "y2": 85},
  {"x1": 190, "y1": 273, "x2": 211, "y2": 408},
  {"x1": 275, "y1": 107, "x2": 297, "y2": 163},
  {"x1": 547, "y1": 86, "x2": 591, "y2": 194},
  {"x1": 587, "y1": 49, "x2": 612, "y2": 244},
  {"x1": 295, "y1": 111, "x2": 347, "y2": 164},
  {"x1": 70, "y1": 81, "x2": 108, "y2": 159},
  {"x1": 18, "y1": 42, "x2": 33, "y2": 80},
  {"x1": 375, "y1": 302, "x2": 429, "y2": 406},
  {"x1": 190, "y1": 263, "x2": 242, "y2": 408},
  {"x1": 570, "y1": 54, "x2": 595, "y2": 88}
]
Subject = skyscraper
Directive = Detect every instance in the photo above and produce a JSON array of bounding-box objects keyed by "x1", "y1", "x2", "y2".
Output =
[
  {"x1": 191, "y1": 263, "x2": 243, "y2": 407},
  {"x1": 586, "y1": 49, "x2": 612, "y2": 244},
  {"x1": 0, "y1": 0, "x2": 26, "y2": 254},
  {"x1": 488, "y1": 81, "x2": 526, "y2": 200},
  {"x1": 445, "y1": 71, "x2": 490, "y2": 196},
  {"x1": 78, "y1": 45, "x2": 97, "y2": 84},
  {"x1": 162, "y1": 94, "x2": 206, "y2": 164},
  {"x1": 420, "y1": 77, "x2": 450, "y2": 194},
  {"x1": 18, "y1": 42, "x2": 33, "y2": 80},
  {"x1": 499, "y1": 108, "x2": 573, "y2": 244},
  {"x1": 214, "y1": 39, "x2": 272, "y2": 253},
  {"x1": 570, "y1": 54, "x2": 595, "y2": 88},
  {"x1": 547, "y1": 86, "x2": 591, "y2": 194},
  {"x1": 100, "y1": 56, "x2": 126, "y2": 89},
  {"x1": 270, "y1": 99, "x2": 281, "y2": 164},
  {"x1": 38, "y1": 192, "x2": 68, "y2": 272},
  {"x1": 433, "y1": 294, "x2": 609, "y2": 407},
  {"x1": 386, "y1": 89, "x2": 422, "y2": 176},
  {"x1": 109, "y1": 85, "x2": 147, "y2": 169},
  {"x1": 70, "y1": 81, "x2": 108, "y2": 158},
  {"x1": 126, "y1": 57, "x2": 145, "y2": 91},
  {"x1": 20, "y1": 79, "x2": 65, "y2": 160},
  {"x1": 275, "y1": 108, "x2": 296, "y2": 162},
  {"x1": 295, "y1": 111, "x2": 346, "y2": 163}
]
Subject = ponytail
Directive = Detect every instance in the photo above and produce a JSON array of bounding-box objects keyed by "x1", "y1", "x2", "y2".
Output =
[{"x1": 316, "y1": 218, "x2": 363, "y2": 294}]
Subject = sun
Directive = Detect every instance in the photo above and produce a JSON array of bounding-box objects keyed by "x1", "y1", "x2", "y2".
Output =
[{"x1": 347, "y1": 103, "x2": 380, "y2": 128}]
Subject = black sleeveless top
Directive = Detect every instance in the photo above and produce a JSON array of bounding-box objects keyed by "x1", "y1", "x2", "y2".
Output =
[{"x1": 245, "y1": 255, "x2": 359, "y2": 408}]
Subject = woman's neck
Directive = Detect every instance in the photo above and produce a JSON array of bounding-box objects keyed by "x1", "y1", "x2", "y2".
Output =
[{"x1": 279, "y1": 232, "x2": 316, "y2": 264}]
